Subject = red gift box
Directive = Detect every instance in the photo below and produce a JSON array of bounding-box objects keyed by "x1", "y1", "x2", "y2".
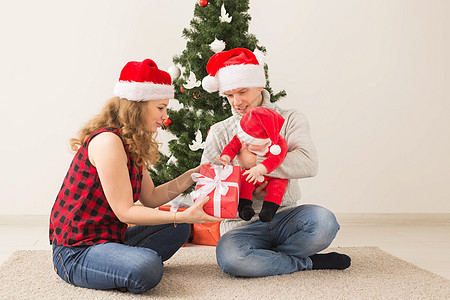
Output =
[
  {"x1": 159, "y1": 205, "x2": 222, "y2": 246},
  {"x1": 191, "y1": 165, "x2": 240, "y2": 218},
  {"x1": 192, "y1": 222, "x2": 221, "y2": 246}
]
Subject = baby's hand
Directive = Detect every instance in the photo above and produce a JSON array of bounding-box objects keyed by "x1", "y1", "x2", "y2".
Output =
[
  {"x1": 243, "y1": 166, "x2": 263, "y2": 184},
  {"x1": 214, "y1": 155, "x2": 230, "y2": 165}
]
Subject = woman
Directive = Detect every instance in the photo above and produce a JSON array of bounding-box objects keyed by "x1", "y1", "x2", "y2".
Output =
[{"x1": 49, "y1": 58, "x2": 221, "y2": 293}]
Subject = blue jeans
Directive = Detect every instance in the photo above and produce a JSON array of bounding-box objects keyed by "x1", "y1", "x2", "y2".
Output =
[
  {"x1": 216, "y1": 204, "x2": 339, "y2": 277},
  {"x1": 52, "y1": 223, "x2": 190, "y2": 293}
]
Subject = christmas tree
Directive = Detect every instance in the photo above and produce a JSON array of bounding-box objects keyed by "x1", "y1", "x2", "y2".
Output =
[{"x1": 149, "y1": 0, "x2": 286, "y2": 191}]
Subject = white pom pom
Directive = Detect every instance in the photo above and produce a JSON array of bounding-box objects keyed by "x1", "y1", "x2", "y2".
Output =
[
  {"x1": 202, "y1": 75, "x2": 219, "y2": 93},
  {"x1": 168, "y1": 65, "x2": 181, "y2": 81},
  {"x1": 270, "y1": 144, "x2": 281, "y2": 155}
]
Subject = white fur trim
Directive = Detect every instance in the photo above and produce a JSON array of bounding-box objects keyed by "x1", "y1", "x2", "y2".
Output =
[
  {"x1": 114, "y1": 81, "x2": 175, "y2": 101},
  {"x1": 237, "y1": 125, "x2": 270, "y2": 145},
  {"x1": 216, "y1": 64, "x2": 265, "y2": 95},
  {"x1": 269, "y1": 144, "x2": 281, "y2": 155}
]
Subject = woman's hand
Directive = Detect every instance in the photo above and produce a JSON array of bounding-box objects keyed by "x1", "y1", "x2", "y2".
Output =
[
  {"x1": 177, "y1": 196, "x2": 224, "y2": 224},
  {"x1": 214, "y1": 155, "x2": 230, "y2": 166},
  {"x1": 190, "y1": 162, "x2": 211, "y2": 174}
]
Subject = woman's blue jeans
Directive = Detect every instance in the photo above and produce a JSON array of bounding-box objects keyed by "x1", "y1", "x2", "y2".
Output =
[
  {"x1": 216, "y1": 204, "x2": 340, "y2": 277},
  {"x1": 52, "y1": 223, "x2": 190, "y2": 293}
]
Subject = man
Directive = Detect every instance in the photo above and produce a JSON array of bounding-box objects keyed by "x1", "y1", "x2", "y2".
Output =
[{"x1": 201, "y1": 48, "x2": 351, "y2": 277}]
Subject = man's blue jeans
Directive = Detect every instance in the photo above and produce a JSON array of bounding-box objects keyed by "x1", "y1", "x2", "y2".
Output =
[
  {"x1": 52, "y1": 223, "x2": 190, "y2": 293},
  {"x1": 216, "y1": 204, "x2": 340, "y2": 277}
]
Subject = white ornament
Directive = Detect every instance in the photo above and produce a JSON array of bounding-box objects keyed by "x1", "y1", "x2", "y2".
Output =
[
  {"x1": 168, "y1": 65, "x2": 181, "y2": 80},
  {"x1": 183, "y1": 72, "x2": 201, "y2": 89},
  {"x1": 210, "y1": 38, "x2": 226, "y2": 53},
  {"x1": 219, "y1": 4, "x2": 232, "y2": 23},
  {"x1": 167, "y1": 155, "x2": 178, "y2": 165},
  {"x1": 189, "y1": 130, "x2": 205, "y2": 151}
]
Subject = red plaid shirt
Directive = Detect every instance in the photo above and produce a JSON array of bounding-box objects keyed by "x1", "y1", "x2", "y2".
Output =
[{"x1": 49, "y1": 127, "x2": 143, "y2": 246}]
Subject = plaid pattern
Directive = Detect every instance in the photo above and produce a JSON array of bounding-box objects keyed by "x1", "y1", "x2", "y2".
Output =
[{"x1": 49, "y1": 127, "x2": 143, "y2": 246}]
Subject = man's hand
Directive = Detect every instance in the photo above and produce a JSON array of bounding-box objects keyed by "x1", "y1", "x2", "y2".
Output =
[{"x1": 254, "y1": 180, "x2": 268, "y2": 200}]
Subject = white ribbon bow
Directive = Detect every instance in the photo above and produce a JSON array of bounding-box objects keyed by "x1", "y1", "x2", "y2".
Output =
[{"x1": 190, "y1": 165, "x2": 239, "y2": 217}]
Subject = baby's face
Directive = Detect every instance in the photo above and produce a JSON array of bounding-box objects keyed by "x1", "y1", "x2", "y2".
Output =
[{"x1": 242, "y1": 141, "x2": 271, "y2": 152}]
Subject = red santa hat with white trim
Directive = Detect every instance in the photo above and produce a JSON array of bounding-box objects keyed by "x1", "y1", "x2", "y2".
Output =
[
  {"x1": 237, "y1": 107, "x2": 285, "y2": 155},
  {"x1": 202, "y1": 48, "x2": 266, "y2": 95},
  {"x1": 114, "y1": 59, "x2": 174, "y2": 101}
]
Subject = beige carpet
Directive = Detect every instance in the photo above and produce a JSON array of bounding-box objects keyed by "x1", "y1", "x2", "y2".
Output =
[{"x1": 0, "y1": 247, "x2": 449, "y2": 299}]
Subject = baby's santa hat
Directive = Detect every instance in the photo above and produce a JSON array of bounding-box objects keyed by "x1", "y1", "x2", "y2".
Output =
[
  {"x1": 202, "y1": 48, "x2": 266, "y2": 95},
  {"x1": 237, "y1": 107, "x2": 285, "y2": 155},
  {"x1": 114, "y1": 59, "x2": 175, "y2": 101}
]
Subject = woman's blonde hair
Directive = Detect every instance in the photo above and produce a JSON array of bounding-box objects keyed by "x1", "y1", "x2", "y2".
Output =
[{"x1": 70, "y1": 97, "x2": 160, "y2": 166}]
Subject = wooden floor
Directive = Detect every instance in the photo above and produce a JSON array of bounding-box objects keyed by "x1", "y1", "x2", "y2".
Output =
[{"x1": 0, "y1": 214, "x2": 449, "y2": 280}]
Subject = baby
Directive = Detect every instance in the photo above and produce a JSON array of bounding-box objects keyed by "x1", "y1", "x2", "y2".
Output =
[{"x1": 216, "y1": 107, "x2": 288, "y2": 222}]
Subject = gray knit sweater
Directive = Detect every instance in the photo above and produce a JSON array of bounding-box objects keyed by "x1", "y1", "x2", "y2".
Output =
[{"x1": 201, "y1": 90, "x2": 318, "y2": 234}]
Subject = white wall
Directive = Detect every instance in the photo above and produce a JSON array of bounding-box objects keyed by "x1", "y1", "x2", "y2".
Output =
[{"x1": 1, "y1": 0, "x2": 448, "y2": 215}]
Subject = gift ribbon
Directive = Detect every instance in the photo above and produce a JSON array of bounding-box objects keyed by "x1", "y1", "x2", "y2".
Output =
[{"x1": 190, "y1": 165, "x2": 239, "y2": 217}]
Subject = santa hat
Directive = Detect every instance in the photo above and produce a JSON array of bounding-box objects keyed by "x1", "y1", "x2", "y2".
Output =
[
  {"x1": 202, "y1": 48, "x2": 266, "y2": 95},
  {"x1": 114, "y1": 59, "x2": 175, "y2": 101},
  {"x1": 237, "y1": 107, "x2": 285, "y2": 155}
]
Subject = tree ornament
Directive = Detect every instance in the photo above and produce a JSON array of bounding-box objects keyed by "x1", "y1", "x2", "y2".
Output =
[
  {"x1": 183, "y1": 72, "x2": 201, "y2": 89},
  {"x1": 168, "y1": 65, "x2": 181, "y2": 80},
  {"x1": 189, "y1": 130, "x2": 205, "y2": 151},
  {"x1": 219, "y1": 4, "x2": 232, "y2": 23},
  {"x1": 167, "y1": 155, "x2": 178, "y2": 165},
  {"x1": 163, "y1": 118, "x2": 172, "y2": 127},
  {"x1": 253, "y1": 48, "x2": 266, "y2": 65},
  {"x1": 192, "y1": 90, "x2": 200, "y2": 99},
  {"x1": 148, "y1": 0, "x2": 286, "y2": 192},
  {"x1": 210, "y1": 38, "x2": 226, "y2": 53}
]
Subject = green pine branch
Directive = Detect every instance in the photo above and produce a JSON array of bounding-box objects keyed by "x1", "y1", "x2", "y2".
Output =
[{"x1": 149, "y1": 0, "x2": 286, "y2": 189}]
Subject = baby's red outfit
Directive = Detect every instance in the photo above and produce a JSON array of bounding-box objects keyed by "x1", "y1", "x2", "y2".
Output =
[{"x1": 221, "y1": 135, "x2": 288, "y2": 205}]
